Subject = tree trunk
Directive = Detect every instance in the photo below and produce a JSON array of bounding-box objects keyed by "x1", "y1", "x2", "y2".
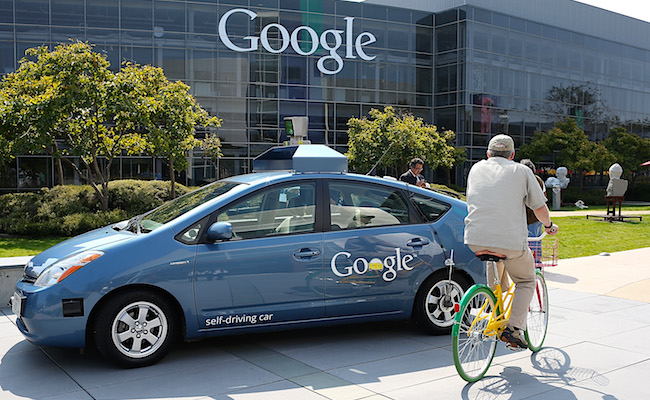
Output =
[
  {"x1": 55, "y1": 158, "x2": 64, "y2": 186},
  {"x1": 169, "y1": 161, "x2": 176, "y2": 199},
  {"x1": 51, "y1": 141, "x2": 64, "y2": 186}
]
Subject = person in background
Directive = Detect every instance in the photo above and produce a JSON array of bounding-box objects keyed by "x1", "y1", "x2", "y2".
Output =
[
  {"x1": 520, "y1": 159, "x2": 547, "y2": 237},
  {"x1": 399, "y1": 157, "x2": 429, "y2": 188}
]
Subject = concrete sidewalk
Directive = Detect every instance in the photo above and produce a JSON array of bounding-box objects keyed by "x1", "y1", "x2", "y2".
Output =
[
  {"x1": 1, "y1": 249, "x2": 650, "y2": 399},
  {"x1": 547, "y1": 247, "x2": 650, "y2": 303}
]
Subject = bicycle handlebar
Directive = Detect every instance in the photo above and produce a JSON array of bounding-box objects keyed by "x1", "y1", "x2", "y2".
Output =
[{"x1": 526, "y1": 231, "x2": 547, "y2": 242}]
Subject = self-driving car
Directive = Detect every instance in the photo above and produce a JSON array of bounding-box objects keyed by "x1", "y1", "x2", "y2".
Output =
[{"x1": 11, "y1": 145, "x2": 484, "y2": 368}]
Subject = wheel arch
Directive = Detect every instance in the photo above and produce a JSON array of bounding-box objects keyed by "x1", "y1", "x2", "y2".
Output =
[
  {"x1": 410, "y1": 267, "x2": 474, "y2": 319},
  {"x1": 86, "y1": 284, "x2": 186, "y2": 348}
]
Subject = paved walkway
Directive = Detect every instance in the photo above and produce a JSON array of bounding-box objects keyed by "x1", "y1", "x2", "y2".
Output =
[{"x1": 1, "y1": 249, "x2": 650, "y2": 399}]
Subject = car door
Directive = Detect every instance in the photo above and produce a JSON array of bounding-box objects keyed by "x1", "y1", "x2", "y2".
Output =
[
  {"x1": 193, "y1": 180, "x2": 325, "y2": 331},
  {"x1": 323, "y1": 180, "x2": 442, "y2": 317}
]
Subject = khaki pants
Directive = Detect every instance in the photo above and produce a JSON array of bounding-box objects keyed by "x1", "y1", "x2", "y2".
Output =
[{"x1": 468, "y1": 245, "x2": 535, "y2": 330}]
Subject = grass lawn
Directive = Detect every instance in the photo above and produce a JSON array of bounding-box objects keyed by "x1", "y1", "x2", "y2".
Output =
[
  {"x1": 553, "y1": 215, "x2": 649, "y2": 259},
  {"x1": 0, "y1": 212, "x2": 648, "y2": 259},
  {"x1": 0, "y1": 236, "x2": 68, "y2": 257}
]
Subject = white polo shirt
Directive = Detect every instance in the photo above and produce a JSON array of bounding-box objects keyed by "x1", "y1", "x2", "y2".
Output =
[{"x1": 464, "y1": 157, "x2": 548, "y2": 251}]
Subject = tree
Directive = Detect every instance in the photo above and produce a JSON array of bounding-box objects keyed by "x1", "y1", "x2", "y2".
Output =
[
  {"x1": 140, "y1": 70, "x2": 222, "y2": 198},
  {"x1": 537, "y1": 83, "x2": 610, "y2": 127},
  {"x1": 0, "y1": 42, "x2": 148, "y2": 210},
  {"x1": 519, "y1": 119, "x2": 615, "y2": 190},
  {"x1": 0, "y1": 42, "x2": 222, "y2": 205},
  {"x1": 602, "y1": 127, "x2": 650, "y2": 186},
  {"x1": 346, "y1": 107, "x2": 462, "y2": 176}
]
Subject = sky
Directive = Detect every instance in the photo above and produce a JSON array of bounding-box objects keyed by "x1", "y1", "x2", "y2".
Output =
[{"x1": 573, "y1": 0, "x2": 650, "y2": 23}]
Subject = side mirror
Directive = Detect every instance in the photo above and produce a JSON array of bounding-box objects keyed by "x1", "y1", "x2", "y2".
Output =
[{"x1": 206, "y1": 221, "x2": 233, "y2": 242}]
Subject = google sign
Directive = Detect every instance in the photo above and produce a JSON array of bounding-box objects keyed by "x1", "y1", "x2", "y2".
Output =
[{"x1": 218, "y1": 8, "x2": 377, "y2": 75}]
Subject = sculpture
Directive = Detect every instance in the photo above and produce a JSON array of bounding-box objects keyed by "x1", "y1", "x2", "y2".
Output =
[
  {"x1": 545, "y1": 167, "x2": 570, "y2": 210},
  {"x1": 606, "y1": 163, "x2": 628, "y2": 197},
  {"x1": 544, "y1": 166, "x2": 570, "y2": 189}
]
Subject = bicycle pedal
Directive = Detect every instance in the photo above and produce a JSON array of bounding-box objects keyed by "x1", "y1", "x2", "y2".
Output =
[{"x1": 504, "y1": 343, "x2": 527, "y2": 352}]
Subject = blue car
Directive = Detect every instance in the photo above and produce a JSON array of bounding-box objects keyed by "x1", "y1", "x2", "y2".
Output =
[{"x1": 11, "y1": 145, "x2": 483, "y2": 368}]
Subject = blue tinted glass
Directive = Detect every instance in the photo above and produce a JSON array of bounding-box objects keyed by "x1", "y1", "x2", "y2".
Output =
[
  {"x1": 87, "y1": 0, "x2": 119, "y2": 28},
  {"x1": 280, "y1": 0, "x2": 301, "y2": 11},
  {"x1": 188, "y1": 4, "x2": 218, "y2": 35},
  {"x1": 122, "y1": 0, "x2": 153, "y2": 30},
  {"x1": 16, "y1": 0, "x2": 48, "y2": 25},
  {"x1": 336, "y1": 1, "x2": 361, "y2": 17},
  {"x1": 363, "y1": 4, "x2": 386, "y2": 21},
  {"x1": 52, "y1": 0, "x2": 84, "y2": 26},
  {"x1": 0, "y1": 0, "x2": 12, "y2": 24},
  {"x1": 0, "y1": 41, "x2": 14, "y2": 72},
  {"x1": 0, "y1": 23, "x2": 12, "y2": 40},
  {"x1": 473, "y1": 8, "x2": 490, "y2": 24},
  {"x1": 155, "y1": 1, "x2": 186, "y2": 32}
]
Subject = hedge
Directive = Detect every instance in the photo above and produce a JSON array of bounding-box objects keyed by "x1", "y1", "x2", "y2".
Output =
[{"x1": 0, "y1": 180, "x2": 190, "y2": 237}]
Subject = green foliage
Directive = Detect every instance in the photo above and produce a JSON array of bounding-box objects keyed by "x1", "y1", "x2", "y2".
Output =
[
  {"x1": 0, "y1": 180, "x2": 189, "y2": 236},
  {"x1": 107, "y1": 179, "x2": 190, "y2": 215},
  {"x1": 519, "y1": 119, "x2": 615, "y2": 187},
  {"x1": 601, "y1": 127, "x2": 650, "y2": 181},
  {"x1": 0, "y1": 43, "x2": 222, "y2": 207},
  {"x1": 346, "y1": 106, "x2": 463, "y2": 174},
  {"x1": 119, "y1": 64, "x2": 222, "y2": 198}
]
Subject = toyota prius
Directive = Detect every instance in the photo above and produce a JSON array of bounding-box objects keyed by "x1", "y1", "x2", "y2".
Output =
[{"x1": 11, "y1": 145, "x2": 483, "y2": 367}]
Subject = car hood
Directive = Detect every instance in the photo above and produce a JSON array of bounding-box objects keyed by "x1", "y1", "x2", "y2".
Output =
[{"x1": 25, "y1": 225, "x2": 134, "y2": 278}]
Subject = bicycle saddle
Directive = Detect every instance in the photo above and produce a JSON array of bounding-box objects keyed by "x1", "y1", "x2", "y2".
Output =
[{"x1": 475, "y1": 251, "x2": 507, "y2": 262}]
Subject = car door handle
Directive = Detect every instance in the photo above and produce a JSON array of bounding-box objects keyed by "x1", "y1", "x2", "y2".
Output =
[
  {"x1": 294, "y1": 249, "x2": 321, "y2": 259},
  {"x1": 407, "y1": 238, "x2": 430, "y2": 247}
]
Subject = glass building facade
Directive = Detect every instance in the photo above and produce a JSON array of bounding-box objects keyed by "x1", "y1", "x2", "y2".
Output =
[{"x1": 1, "y1": 0, "x2": 650, "y2": 191}]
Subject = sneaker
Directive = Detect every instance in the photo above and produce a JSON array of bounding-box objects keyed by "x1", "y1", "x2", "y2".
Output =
[{"x1": 500, "y1": 326, "x2": 528, "y2": 351}]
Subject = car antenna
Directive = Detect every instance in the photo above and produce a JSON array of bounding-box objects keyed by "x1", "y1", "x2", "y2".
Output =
[{"x1": 366, "y1": 142, "x2": 395, "y2": 176}]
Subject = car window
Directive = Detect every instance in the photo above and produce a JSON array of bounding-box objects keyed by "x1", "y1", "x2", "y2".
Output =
[
  {"x1": 177, "y1": 217, "x2": 208, "y2": 245},
  {"x1": 329, "y1": 182, "x2": 410, "y2": 230},
  {"x1": 216, "y1": 182, "x2": 316, "y2": 239},
  {"x1": 411, "y1": 193, "x2": 451, "y2": 222},
  {"x1": 137, "y1": 181, "x2": 241, "y2": 232}
]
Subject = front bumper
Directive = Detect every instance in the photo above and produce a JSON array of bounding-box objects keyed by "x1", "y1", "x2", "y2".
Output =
[{"x1": 13, "y1": 281, "x2": 94, "y2": 348}]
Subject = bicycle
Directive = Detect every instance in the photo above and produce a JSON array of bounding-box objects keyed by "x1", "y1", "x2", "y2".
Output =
[{"x1": 451, "y1": 233, "x2": 557, "y2": 382}]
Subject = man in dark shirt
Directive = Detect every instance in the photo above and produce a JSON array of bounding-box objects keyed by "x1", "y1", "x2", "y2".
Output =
[{"x1": 399, "y1": 158, "x2": 428, "y2": 188}]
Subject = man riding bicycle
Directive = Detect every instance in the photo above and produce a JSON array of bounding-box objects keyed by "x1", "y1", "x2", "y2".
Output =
[{"x1": 464, "y1": 134, "x2": 558, "y2": 350}]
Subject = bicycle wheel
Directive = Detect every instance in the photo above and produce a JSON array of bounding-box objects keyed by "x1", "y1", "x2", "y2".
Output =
[
  {"x1": 525, "y1": 270, "x2": 548, "y2": 352},
  {"x1": 452, "y1": 285, "x2": 499, "y2": 382}
]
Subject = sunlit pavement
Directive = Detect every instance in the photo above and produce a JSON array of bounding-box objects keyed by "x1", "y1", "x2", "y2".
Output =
[{"x1": 2, "y1": 249, "x2": 650, "y2": 400}]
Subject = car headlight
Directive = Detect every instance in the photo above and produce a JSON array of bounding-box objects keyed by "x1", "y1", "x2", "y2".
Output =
[{"x1": 34, "y1": 251, "x2": 104, "y2": 287}]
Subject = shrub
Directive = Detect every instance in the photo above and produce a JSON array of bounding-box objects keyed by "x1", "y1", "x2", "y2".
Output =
[
  {"x1": 560, "y1": 187, "x2": 606, "y2": 206},
  {"x1": 0, "y1": 180, "x2": 191, "y2": 236},
  {"x1": 60, "y1": 210, "x2": 128, "y2": 236},
  {"x1": 626, "y1": 183, "x2": 650, "y2": 202},
  {"x1": 108, "y1": 180, "x2": 190, "y2": 215}
]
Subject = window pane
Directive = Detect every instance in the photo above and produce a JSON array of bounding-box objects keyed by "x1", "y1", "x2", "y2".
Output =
[
  {"x1": 329, "y1": 182, "x2": 410, "y2": 230},
  {"x1": 411, "y1": 193, "x2": 450, "y2": 222},
  {"x1": 87, "y1": 0, "x2": 119, "y2": 28},
  {"x1": 217, "y1": 182, "x2": 316, "y2": 239}
]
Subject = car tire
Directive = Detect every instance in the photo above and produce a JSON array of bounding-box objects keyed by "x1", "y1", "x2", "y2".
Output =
[
  {"x1": 415, "y1": 273, "x2": 469, "y2": 334},
  {"x1": 93, "y1": 291, "x2": 178, "y2": 368}
]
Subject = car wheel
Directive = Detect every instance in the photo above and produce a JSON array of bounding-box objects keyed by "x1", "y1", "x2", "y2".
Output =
[
  {"x1": 93, "y1": 291, "x2": 177, "y2": 368},
  {"x1": 415, "y1": 273, "x2": 468, "y2": 334}
]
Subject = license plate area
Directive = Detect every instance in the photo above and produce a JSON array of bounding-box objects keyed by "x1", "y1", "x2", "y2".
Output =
[{"x1": 11, "y1": 292, "x2": 25, "y2": 317}]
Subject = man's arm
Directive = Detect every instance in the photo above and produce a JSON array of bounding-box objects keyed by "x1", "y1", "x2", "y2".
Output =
[{"x1": 533, "y1": 205, "x2": 559, "y2": 234}]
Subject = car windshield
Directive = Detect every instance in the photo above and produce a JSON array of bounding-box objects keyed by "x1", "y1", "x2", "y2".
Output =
[{"x1": 129, "y1": 181, "x2": 241, "y2": 233}]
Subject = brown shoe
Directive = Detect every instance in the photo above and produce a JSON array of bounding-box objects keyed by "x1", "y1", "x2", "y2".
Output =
[{"x1": 500, "y1": 326, "x2": 528, "y2": 351}]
